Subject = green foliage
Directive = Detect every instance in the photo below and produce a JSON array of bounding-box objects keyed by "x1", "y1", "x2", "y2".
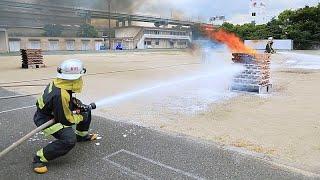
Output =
[
  {"x1": 43, "y1": 24, "x2": 63, "y2": 37},
  {"x1": 77, "y1": 24, "x2": 99, "y2": 38},
  {"x1": 219, "y1": 3, "x2": 320, "y2": 49}
]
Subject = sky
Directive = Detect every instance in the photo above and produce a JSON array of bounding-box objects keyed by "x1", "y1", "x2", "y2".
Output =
[
  {"x1": 20, "y1": 0, "x2": 320, "y2": 25},
  {"x1": 136, "y1": 0, "x2": 320, "y2": 24}
]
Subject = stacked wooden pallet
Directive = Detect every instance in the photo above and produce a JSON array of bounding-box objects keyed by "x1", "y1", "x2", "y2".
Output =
[
  {"x1": 231, "y1": 53, "x2": 272, "y2": 94},
  {"x1": 21, "y1": 49, "x2": 45, "y2": 69}
]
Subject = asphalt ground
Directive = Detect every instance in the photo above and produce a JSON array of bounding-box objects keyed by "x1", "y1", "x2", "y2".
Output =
[{"x1": 0, "y1": 88, "x2": 318, "y2": 180}]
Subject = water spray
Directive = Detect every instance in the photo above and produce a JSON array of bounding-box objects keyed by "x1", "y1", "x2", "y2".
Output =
[{"x1": 94, "y1": 65, "x2": 243, "y2": 109}]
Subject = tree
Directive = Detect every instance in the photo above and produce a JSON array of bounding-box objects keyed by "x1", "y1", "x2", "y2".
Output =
[
  {"x1": 218, "y1": 3, "x2": 320, "y2": 50},
  {"x1": 77, "y1": 24, "x2": 99, "y2": 38},
  {"x1": 220, "y1": 22, "x2": 235, "y2": 33},
  {"x1": 43, "y1": 24, "x2": 63, "y2": 37}
]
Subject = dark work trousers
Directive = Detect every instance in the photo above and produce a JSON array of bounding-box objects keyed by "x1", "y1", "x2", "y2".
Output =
[{"x1": 34, "y1": 111, "x2": 92, "y2": 162}]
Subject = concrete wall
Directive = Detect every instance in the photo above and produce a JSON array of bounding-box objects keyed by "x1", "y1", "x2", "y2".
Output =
[
  {"x1": 114, "y1": 27, "x2": 142, "y2": 38},
  {"x1": 245, "y1": 39, "x2": 293, "y2": 50},
  {"x1": 0, "y1": 29, "x2": 9, "y2": 53},
  {"x1": 8, "y1": 37, "x2": 105, "y2": 52}
]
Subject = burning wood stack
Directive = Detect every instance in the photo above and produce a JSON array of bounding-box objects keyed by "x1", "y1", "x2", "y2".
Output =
[
  {"x1": 21, "y1": 49, "x2": 45, "y2": 69},
  {"x1": 231, "y1": 53, "x2": 272, "y2": 93}
]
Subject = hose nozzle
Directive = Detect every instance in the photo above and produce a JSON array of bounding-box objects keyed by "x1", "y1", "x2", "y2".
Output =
[
  {"x1": 80, "y1": 102, "x2": 96, "y2": 112},
  {"x1": 89, "y1": 103, "x2": 96, "y2": 110}
]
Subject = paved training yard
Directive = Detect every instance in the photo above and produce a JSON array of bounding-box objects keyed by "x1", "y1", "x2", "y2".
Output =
[
  {"x1": 1, "y1": 51, "x2": 320, "y2": 171},
  {"x1": 0, "y1": 88, "x2": 316, "y2": 180}
]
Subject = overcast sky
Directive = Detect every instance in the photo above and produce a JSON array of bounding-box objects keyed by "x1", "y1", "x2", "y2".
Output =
[{"x1": 137, "y1": 0, "x2": 319, "y2": 24}]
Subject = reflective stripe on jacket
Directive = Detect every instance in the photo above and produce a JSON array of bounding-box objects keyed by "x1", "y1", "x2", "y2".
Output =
[{"x1": 35, "y1": 78, "x2": 84, "y2": 127}]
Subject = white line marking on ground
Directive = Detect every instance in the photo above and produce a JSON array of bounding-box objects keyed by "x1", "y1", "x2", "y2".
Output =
[
  {"x1": 105, "y1": 159, "x2": 154, "y2": 180},
  {"x1": 0, "y1": 105, "x2": 36, "y2": 114},
  {"x1": 0, "y1": 93, "x2": 40, "y2": 100},
  {"x1": 104, "y1": 149, "x2": 125, "y2": 159},
  {"x1": 104, "y1": 149, "x2": 205, "y2": 180}
]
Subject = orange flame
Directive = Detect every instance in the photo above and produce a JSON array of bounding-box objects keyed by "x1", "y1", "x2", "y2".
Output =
[{"x1": 201, "y1": 24, "x2": 256, "y2": 54}]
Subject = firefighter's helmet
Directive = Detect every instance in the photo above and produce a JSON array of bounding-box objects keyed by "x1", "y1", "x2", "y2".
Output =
[{"x1": 57, "y1": 59, "x2": 86, "y2": 80}]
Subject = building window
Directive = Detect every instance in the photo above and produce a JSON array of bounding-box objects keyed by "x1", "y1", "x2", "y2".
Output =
[
  {"x1": 95, "y1": 40, "x2": 103, "y2": 51},
  {"x1": 145, "y1": 41, "x2": 151, "y2": 45},
  {"x1": 28, "y1": 40, "x2": 41, "y2": 49},
  {"x1": 9, "y1": 40, "x2": 21, "y2": 52},
  {"x1": 48, "y1": 40, "x2": 59, "y2": 51},
  {"x1": 155, "y1": 40, "x2": 160, "y2": 45},
  {"x1": 81, "y1": 40, "x2": 90, "y2": 51},
  {"x1": 178, "y1": 41, "x2": 187, "y2": 46},
  {"x1": 66, "y1": 40, "x2": 75, "y2": 51}
]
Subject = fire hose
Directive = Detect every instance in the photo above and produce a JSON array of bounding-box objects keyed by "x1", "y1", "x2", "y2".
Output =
[{"x1": 0, "y1": 102, "x2": 96, "y2": 159}]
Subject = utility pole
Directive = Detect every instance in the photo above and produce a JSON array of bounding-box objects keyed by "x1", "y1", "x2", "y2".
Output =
[{"x1": 108, "y1": 0, "x2": 111, "y2": 50}]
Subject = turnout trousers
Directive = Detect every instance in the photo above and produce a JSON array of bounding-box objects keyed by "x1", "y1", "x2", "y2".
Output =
[{"x1": 33, "y1": 111, "x2": 92, "y2": 162}]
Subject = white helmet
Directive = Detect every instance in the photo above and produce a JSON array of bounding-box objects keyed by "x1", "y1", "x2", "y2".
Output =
[
  {"x1": 268, "y1": 37, "x2": 273, "y2": 41},
  {"x1": 57, "y1": 59, "x2": 86, "y2": 80}
]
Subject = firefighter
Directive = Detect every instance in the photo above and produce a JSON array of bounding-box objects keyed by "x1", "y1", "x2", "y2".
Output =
[
  {"x1": 265, "y1": 37, "x2": 275, "y2": 54},
  {"x1": 32, "y1": 59, "x2": 97, "y2": 174}
]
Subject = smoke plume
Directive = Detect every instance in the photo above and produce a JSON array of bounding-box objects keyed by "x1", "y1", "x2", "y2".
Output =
[{"x1": 13, "y1": 0, "x2": 146, "y2": 13}]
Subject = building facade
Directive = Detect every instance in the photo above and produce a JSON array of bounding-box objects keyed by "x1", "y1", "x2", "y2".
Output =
[
  {"x1": 0, "y1": 29, "x2": 9, "y2": 53},
  {"x1": 3, "y1": 26, "x2": 192, "y2": 52},
  {"x1": 7, "y1": 37, "x2": 105, "y2": 52},
  {"x1": 138, "y1": 27, "x2": 191, "y2": 49}
]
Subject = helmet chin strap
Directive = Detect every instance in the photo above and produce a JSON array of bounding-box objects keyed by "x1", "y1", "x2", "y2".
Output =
[
  {"x1": 81, "y1": 68, "x2": 87, "y2": 74},
  {"x1": 57, "y1": 67, "x2": 62, "y2": 74}
]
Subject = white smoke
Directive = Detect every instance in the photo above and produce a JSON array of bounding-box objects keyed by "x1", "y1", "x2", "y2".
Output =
[{"x1": 95, "y1": 42, "x2": 243, "y2": 114}]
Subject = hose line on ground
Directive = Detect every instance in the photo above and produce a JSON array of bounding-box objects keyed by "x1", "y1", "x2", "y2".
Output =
[{"x1": 0, "y1": 93, "x2": 41, "y2": 100}]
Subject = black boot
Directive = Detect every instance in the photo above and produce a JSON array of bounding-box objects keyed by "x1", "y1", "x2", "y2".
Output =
[{"x1": 33, "y1": 156, "x2": 48, "y2": 174}]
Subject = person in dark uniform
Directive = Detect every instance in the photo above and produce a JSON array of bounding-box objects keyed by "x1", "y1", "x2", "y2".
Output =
[
  {"x1": 265, "y1": 37, "x2": 276, "y2": 54},
  {"x1": 32, "y1": 59, "x2": 97, "y2": 174}
]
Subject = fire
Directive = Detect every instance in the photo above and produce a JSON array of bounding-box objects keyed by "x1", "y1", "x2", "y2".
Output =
[{"x1": 201, "y1": 24, "x2": 256, "y2": 54}]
